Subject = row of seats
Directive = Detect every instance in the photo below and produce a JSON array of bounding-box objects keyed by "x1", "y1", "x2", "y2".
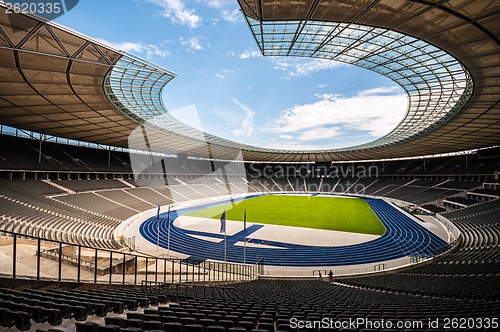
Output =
[
  {"x1": 73, "y1": 320, "x2": 289, "y2": 332},
  {"x1": 0, "y1": 286, "x2": 171, "y2": 331},
  {"x1": 3, "y1": 133, "x2": 499, "y2": 177},
  {"x1": 0, "y1": 305, "x2": 31, "y2": 331},
  {"x1": 442, "y1": 200, "x2": 500, "y2": 219},
  {"x1": 2, "y1": 278, "x2": 499, "y2": 331},
  {"x1": 0, "y1": 172, "x2": 493, "y2": 254},
  {"x1": 0, "y1": 177, "x2": 254, "y2": 234},
  {"x1": 338, "y1": 198, "x2": 500, "y2": 301},
  {"x1": 0, "y1": 180, "x2": 122, "y2": 249}
]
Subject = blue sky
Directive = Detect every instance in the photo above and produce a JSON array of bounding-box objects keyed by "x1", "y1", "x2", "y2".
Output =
[{"x1": 55, "y1": 0, "x2": 407, "y2": 150}]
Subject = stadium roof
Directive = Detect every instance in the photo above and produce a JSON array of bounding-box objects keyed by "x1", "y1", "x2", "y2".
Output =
[{"x1": 0, "y1": 1, "x2": 499, "y2": 162}]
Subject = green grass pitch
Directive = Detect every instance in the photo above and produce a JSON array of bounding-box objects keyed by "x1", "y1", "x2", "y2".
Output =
[{"x1": 184, "y1": 195, "x2": 385, "y2": 235}]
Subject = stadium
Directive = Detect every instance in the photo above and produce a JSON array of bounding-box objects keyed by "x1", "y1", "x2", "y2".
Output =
[{"x1": 0, "y1": 1, "x2": 499, "y2": 331}]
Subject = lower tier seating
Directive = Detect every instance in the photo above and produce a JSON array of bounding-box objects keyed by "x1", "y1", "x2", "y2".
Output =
[{"x1": 3, "y1": 280, "x2": 497, "y2": 332}]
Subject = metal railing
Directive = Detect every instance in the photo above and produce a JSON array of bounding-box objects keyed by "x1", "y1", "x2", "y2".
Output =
[{"x1": 0, "y1": 230, "x2": 255, "y2": 285}]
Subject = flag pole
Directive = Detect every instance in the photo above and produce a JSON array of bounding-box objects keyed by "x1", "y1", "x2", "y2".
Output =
[
  {"x1": 156, "y1": 204, "x2": 160, "y2": 252},
  {"x1": 220, "y1": 210, "x2": 227, "y2": 263},
  {"x1": 243, "y1": 210, "x2": 247, "y2": 265},
  {"x1": 167, "y1": 205, "x2": 171, "y2": 257}
]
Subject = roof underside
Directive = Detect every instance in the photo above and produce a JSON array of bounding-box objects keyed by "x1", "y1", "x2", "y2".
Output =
[{"x1": 0, "y1": 1, "x2": 499, "y2": 162}]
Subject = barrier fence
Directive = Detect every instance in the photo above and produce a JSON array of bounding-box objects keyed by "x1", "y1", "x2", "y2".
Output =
[{"x1": 0, "y1": 230, "x2": 256, "y2": 285}]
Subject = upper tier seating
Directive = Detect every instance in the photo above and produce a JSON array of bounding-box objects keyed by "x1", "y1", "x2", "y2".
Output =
[{"x1": 0, "y1": 135, "x2": 131, "y2": 173}]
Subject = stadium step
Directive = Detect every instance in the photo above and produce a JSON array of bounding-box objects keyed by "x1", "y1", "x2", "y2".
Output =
[
  {"x1": 42, "y1": 179, "x2": 75, "y2": 195},
  {"x1": 118, "y1": 178, "x2": 136, "y2": 188}
]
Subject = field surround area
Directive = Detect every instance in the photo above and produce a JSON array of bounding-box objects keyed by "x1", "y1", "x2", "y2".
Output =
[{"x1": 139, "y1": 194, "x2": 449, "y2": 267}]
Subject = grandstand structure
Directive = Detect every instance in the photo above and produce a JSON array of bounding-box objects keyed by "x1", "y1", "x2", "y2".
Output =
[{"x1": 0, "y1": 1, "x2": 499, "y2": 331}]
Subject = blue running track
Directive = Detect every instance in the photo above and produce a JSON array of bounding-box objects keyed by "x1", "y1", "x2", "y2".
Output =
[{"x1": 139, "y1": 195, "x2": 449, "y2": 266}]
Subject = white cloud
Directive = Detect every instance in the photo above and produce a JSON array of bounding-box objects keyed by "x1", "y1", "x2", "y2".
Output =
[
  {"x1": 206, "y1": 0, "x2": 226, "y2": 8},
  {"x1": 229, "y1": 97, "x2": 255, "y2": 137},
  {"x1": 265, "y1": 87, "x2": 407, "y2": 140},
  {"x1": 180, "y1": 37, "x2": 203, "y2": 52},
  {"x1": 239, "y1": 49, "x2": 262, "y2": 59},
  {"x1": 318, "y1": 84, "x2": 327, "y2": 88},
  {"x1": 214, "y1": 69, "x2": 233, "y2": 79},
  {"x1": 96, "y1": 39, "x2": 170, "y2": 59},
  {"x1": 144, "y1": 45, "x2": 171, "y2": 59},
  {"x1": 148, "y1": 0, "x2": 201, "y2": 28},
  {"x1": 97, "y1": 40, "x2": 143, "y2": 53},
  {"x1": 297, "y1": 127, "x2": 343, "y2": 141},
  {"x1": 358, "y1": 86, "x2": 403, "y2": 97},
  {"x1": 202, "y1": 0, "x2": 240, "y2": 23},
  {"x1": 221, "y1": 8, "x2": 241, "y2": 23},
  {"x1": 273, "y1": 58, "x2": 347, "y2": 78}
]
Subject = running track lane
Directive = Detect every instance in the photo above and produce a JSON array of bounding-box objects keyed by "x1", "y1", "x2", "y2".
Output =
[{"x1": 139, "y1": 196, "x2": 449, "y2": 266}]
